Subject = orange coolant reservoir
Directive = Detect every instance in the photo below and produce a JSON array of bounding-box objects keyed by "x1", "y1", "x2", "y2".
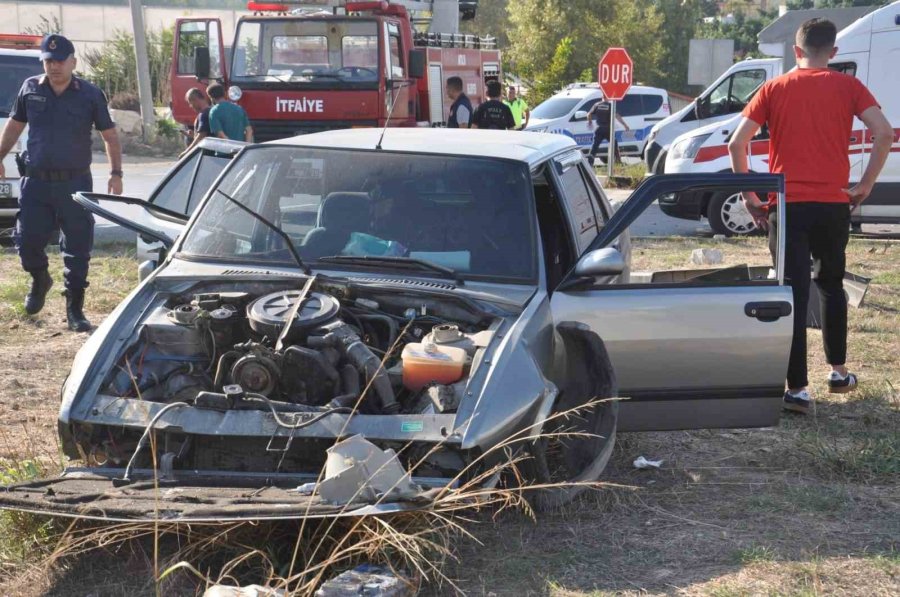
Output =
[{"x1": 401, "y1": 340, "x2": 467, "y2": 392}]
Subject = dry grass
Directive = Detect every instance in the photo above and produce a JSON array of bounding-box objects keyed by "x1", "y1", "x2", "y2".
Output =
[{"x1": 1, "y1": 238, "x2": 898, "y2": 596}]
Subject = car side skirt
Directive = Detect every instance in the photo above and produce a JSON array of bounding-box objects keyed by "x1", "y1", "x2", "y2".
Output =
[{"x1": 618, "y1": 385, "x2": 783, "y2": 431}]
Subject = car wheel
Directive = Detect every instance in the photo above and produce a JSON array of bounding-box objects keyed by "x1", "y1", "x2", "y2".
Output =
[
  {"x1": 652, "y1": 150, "x2": 668, "y2": 175},
  {"x1": 707, "y1": 191, "x2": 757, "y2": 236},
  {"x1": 524, "y1": 324, "x2": 618, "y2": 511}
]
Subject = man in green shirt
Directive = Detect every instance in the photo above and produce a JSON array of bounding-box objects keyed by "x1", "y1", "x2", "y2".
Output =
[
  {"x1": 207, "y1": 82, "x2": 253, "y2": 142},
  {"x1": 504, "y1": 86, "x2": 530, "y2": 130}
]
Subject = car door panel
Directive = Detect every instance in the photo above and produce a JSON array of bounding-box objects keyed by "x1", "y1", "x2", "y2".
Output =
[
  {"x1": 551, "y1": 284, "x2": 791, "y2": 431},
  {"x1": 550, "y1": 172, "x2": 791, "y2": 431}
]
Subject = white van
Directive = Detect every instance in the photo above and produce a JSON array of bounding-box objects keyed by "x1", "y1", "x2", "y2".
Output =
[
  {"x1": 643, "y1": 58, "x2": 779, "y2": 174},
  {"x1": 526, "y1": 83, "x2": 670, "y2": 158},
  {"x1": 663, "y1": 1, "x2": 900, "y2": 236},
  {"x1": 0, "y1": 35, "x2": 42, "y2": 239}
]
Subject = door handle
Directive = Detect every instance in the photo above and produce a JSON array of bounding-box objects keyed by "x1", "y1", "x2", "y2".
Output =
[{"x1": 745, "y1": 301, "x2": 792, "y2": 322}]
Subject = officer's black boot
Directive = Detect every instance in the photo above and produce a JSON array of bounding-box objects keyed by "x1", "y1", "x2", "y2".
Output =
[
  {"x1": 64, "y1": 288, "x2": 92, "y2": 332},
  {"x1": 24, "y1": 269, "x2": 53, "y2": 315}
]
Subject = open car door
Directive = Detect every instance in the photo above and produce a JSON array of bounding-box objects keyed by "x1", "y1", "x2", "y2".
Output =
[
  {"x1": 74, "y1": 193, "x2": 187, "y2": 249},
  {"x1": 551, "y1": 172, "x2": 793, "y2": 431}
]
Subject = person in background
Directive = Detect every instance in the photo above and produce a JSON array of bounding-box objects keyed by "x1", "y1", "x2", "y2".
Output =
[
  {"x1": 728, "y1": 18, "x2": 892, "y2": 414},
  {"x1": 587, "y1": 96, "x2": 629, "y2": 165},
  {"x1": 207, "y1": 82, "x2": 253, "y2": 142},
  {"x1": 445, "y1": 76, "x2": 472, "y2": 129},
  {"x1": 472, "y1": 80, "x2": 516, "y2": 130},
  {"x1": 0, "y1": 34, "x2": 122, "y2": 332},
  {"x1": 504, "y1": 85, "x2": 530, "y2": 130},
  {"x1": 179, "y1": 88, "x2": 212, "y2": 158}
]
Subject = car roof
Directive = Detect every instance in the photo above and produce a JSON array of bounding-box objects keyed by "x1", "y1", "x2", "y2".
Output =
[
  {"x1": 269, "y1": 128, "x2": 578, "y2": 166},
  {"x1": 197, "y1": 137, "x2": 247, "y2": 155},
  {"x1": 552, "y1": 84, "x2": 668, "y2": 99}
]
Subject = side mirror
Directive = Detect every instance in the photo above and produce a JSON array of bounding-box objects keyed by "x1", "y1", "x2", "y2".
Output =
[
  {"x1": 573, "y1": 110, "x2": 588, "y2": 121},
  {"x1": 408, "y1": 49, "x2": 426, "y2": 79},
  {"x1": 194, "y1": 46, "x2": 210, "y2": 80},
  {"x1": 574, "y1": 247, "x2": 625, "y2": 277}
]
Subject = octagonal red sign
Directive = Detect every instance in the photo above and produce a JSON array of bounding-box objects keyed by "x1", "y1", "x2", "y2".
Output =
[{"x1": 598, "y1": 47, "x2": 633, "y2": 101}]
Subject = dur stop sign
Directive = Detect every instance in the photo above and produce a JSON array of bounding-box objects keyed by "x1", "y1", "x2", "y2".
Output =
[{"x1": 598, "y1": 47, "x2": 633, "y2": 101}]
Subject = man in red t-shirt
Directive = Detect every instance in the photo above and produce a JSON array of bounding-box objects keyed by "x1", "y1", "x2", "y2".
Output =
[{"x1": 728, "y1": 18, "x2": 893, "y2": 414}]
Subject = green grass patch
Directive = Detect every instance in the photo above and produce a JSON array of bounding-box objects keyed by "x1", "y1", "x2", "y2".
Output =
[
  {"x1": 0, "y1": 459, "x2": 62, "y2": 571},
  {"x1": 734, "y1": 545, "x2": 778, "y2": 565},
  {"x1": 799, "y1": 429, "x2": 900, "y2": 483}
]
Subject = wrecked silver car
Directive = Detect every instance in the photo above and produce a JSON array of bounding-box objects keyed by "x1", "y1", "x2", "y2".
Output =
[{"x1": 0, "y1": 129, "x2": 793, "y2": 521}]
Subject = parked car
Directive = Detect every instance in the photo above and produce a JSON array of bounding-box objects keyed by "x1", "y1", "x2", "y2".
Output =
[
  {"x1": 526, "y1": 83, "x2": 670, "y2": 159},
  {"x1": 0, "y1": 35, "x2": 44, "y2": 238},
  {"x1": 662, "y1": 3, "x2": 900, "y2": 236},
  {"x1": 0, "y1": 129, "x2": 792, "y2": 521}
]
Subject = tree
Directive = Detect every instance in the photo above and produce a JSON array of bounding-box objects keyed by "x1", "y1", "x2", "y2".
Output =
[
  {"x1": 507, "y1": 0, "x2": 664, "y2": 104},
  {"x1": 82, "y1": 27, "x2": 174, "y2": 107},
  {"x1": 654, "y1": 0, "x2": 704, "y2": 93},
  {"x1": 461, "y1": 0, "x2": 511, "y2": 50}
]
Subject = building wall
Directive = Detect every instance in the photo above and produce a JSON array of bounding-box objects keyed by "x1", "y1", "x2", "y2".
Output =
[{"x1": 0, "y1": 1, "x2": 249, "y2": 65}]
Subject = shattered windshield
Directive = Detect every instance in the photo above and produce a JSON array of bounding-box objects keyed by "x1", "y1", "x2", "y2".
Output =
[
  {"x1": 179, "y1": 146, "x2": 538, "y2": 282},
  {"x1": 231, "y1": 19, "x2": 379, "y2": 83}
]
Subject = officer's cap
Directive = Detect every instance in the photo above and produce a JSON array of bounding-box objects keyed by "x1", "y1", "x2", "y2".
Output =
[{"x1": 40, "y1": 34, "x2": 75, "y2": 61}]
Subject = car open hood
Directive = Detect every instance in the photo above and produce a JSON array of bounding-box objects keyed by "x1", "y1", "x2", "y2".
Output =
[{"x1": 0, "y1": 467, "x2": 446, "y2": 523}]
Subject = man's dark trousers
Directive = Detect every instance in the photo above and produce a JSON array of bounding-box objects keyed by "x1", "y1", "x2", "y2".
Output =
[
  {"x1": 590, "y1": 127, "x2": 619, "y2": 162},
  {"x1": 768, "y1": 202, "x2": 849, "y2": 389},
  {"x1": 15, "y1": 172, "x2": 94, "y2": 291}
]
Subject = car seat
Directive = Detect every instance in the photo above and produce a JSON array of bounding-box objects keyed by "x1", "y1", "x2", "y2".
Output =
[{"x1": 302, "y1": 192, "x2": 371, "y2": 258}]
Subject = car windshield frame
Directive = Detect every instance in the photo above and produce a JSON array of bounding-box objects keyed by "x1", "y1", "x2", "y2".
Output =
[
  {"x1": 230, "y1": 17, "x2": 380, "y2": 88},
  {"x1": 174, "y1": 145, "x2": 541, "y2": 285}
]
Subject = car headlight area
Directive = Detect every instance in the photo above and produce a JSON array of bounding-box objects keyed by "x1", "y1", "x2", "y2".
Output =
[{"x1": 670, "y1": 133, "x2": 711, "y2": 161}]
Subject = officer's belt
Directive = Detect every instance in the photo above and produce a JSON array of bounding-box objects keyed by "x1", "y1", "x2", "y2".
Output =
[{"x1": 25, "y1": 167, "x2": 91, "y2": 182}]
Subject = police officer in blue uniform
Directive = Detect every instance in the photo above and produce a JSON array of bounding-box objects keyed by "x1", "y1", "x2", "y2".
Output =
[
  {"x1": 445, "y1": 76, "x2": 472, "y2": 129},
  {"x1": 0, "y1": 34, "x2": 122, "y2": 332}
]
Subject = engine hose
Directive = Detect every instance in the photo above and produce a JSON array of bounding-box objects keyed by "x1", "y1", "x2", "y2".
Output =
[
  {"x1": 246, "y1": 393, "x2": 353, "y2": 429},
  {"x1": 340, "y1": 363, "x2": 360, "y2": 397},
  {"x1": 345, "y1": 339, "x2": 400, "y2": 413},
  {"x1": 120, "y1": 401, "x2": 190, "y2": 483},
  {"x1": 213, "y1": 351, "x2": 243, "y2": 389},
  {"x1": 356, "y1": 313, "x2": 399, "y2": 350},
  {"x1": 309, "y1": 322, "x2": 400, "y2": 413},
  {"x1": 283, "y1": 346, "x2": 340, "y2": 386}
]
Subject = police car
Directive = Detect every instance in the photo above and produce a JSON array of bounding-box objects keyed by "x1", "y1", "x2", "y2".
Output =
[
  {"x1": 0, "y1": 34, "x2": 43, "y2": 239},
  {"x1": 525, "y1": 82, "x2": 670, "y2": 158}
]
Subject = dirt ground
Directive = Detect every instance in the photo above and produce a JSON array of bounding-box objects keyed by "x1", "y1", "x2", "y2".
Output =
[{"x1": 0, "y1": 237, "x2": 898, "y2": 596}]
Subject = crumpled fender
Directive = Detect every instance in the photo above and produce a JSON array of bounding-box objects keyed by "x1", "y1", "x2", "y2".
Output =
[{"x1": 458, "y1": 293, "x2": 557, "y2": 451}]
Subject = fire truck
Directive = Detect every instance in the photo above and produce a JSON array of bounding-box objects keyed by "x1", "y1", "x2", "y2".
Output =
[{"x1": 170, "y1": 0, "x2": 500, "y2": 141}]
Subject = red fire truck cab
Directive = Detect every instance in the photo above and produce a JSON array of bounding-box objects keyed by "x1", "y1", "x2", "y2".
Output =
[{"x1": 170, "y1": 1, "x2": 500, "y2": 141}]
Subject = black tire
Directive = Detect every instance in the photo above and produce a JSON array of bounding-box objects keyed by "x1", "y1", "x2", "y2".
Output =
[
  {"x1": 707, "y1": 190, "x2": 757, "y2": 236},
  {"x1": 652, "y1": 149, "x2": 668, "y2": 175},
  {"x1": 524, "y1": 324, "x2": 618, "y2": 511}
]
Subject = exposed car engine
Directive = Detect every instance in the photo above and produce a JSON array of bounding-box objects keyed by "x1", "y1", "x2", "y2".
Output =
[{"x1": 103, "y1": 284, "x2": 495, "y2": 419}]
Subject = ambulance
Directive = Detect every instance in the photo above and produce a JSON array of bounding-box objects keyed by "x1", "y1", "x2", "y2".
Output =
[{"x1": 662, "y1": 1, "x2": 900, "y2": 236}]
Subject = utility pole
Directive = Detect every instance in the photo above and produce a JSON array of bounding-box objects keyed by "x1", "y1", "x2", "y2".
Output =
[{"x1": 129, "y1": 0, "x2": 155, "y2": 142}]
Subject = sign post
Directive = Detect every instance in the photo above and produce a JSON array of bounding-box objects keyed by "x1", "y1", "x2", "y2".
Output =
[{"x1": 598, "y1": 47, "x2": 633, "y2": 179}]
